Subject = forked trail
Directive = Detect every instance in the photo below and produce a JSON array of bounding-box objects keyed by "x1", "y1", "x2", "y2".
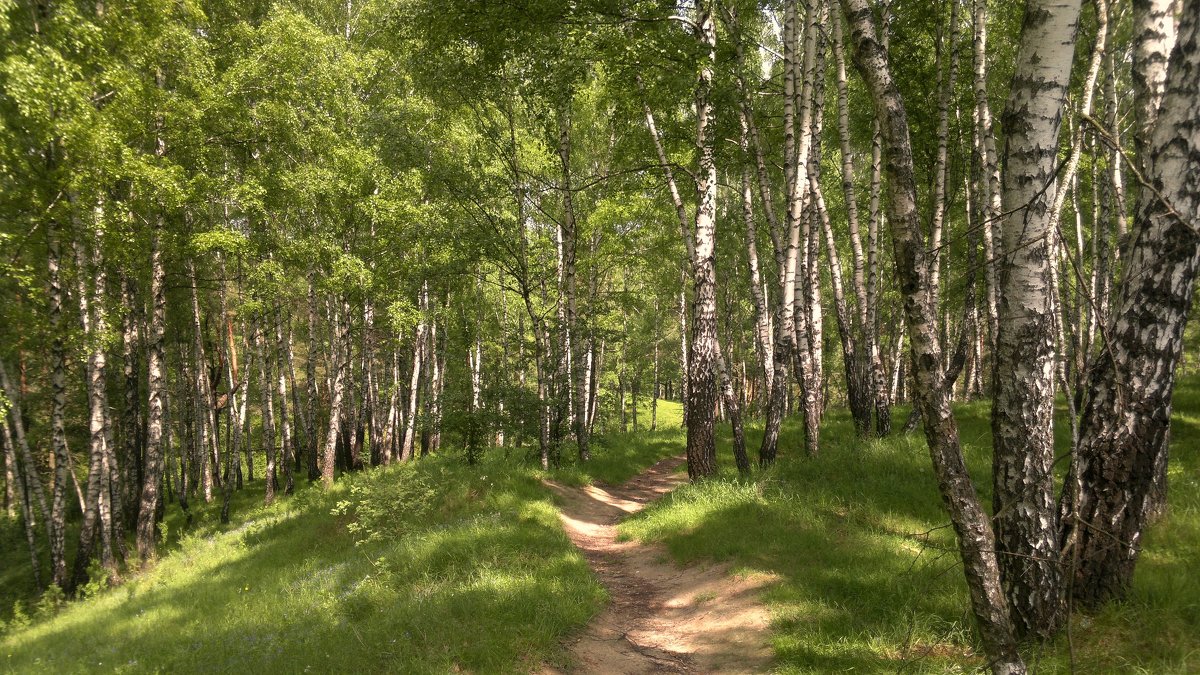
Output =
[{"x1": 543, "y1": 456, "x2": 774, "y2": 674}]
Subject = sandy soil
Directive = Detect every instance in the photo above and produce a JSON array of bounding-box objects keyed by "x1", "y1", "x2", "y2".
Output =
[{"x1": 542, "y1": 456, "x2": 774, "y2": 674}]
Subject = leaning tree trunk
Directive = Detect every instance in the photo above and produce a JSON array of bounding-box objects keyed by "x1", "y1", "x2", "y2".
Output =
[
  {"x1": 991, "y1": 0, "x2": 1081, "y2": 640},
  {"x1": 2, "y1": 421, "x2": 41, "y2": 589},
  {"x1": 0, "y1": 363, "x2": 49, "y2": 530},
  {"x1": 1060, "y1": 0, "x2": 1199, "y2": 607},
  {"x1": 840, "y1": 1, "x2": 1026, "y2": 671}
]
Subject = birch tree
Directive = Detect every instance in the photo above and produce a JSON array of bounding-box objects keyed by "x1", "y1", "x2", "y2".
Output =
[
  {"x1": 991, "y1": 0, "x2": 1082, "y2": 640},
  {"x1": 1061, "y1": 0, "x2": 1199, "y2": 607},
  {"x1": 840, "y1": 0, "x2": 1026, "y2": 669}
]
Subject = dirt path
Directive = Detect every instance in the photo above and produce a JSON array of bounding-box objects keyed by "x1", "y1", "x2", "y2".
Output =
[{"x1": 543, "y1": 456, "x2": 774, "y2": 674}]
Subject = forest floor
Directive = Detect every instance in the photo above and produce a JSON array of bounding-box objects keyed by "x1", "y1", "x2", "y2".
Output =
[
  {"x1": 0, "y1": 389, "x2": 1197, "y2": 672},
  {"x1": 543, "y1": 455, "x2": 773, "y2": 674}
]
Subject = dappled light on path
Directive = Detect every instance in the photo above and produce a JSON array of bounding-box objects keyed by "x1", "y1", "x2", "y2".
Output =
[{"x1": 543, "y1": 456, "x2": 775, "y2": 674}]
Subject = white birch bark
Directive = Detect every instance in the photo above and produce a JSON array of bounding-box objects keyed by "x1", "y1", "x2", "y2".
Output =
[
  {"x1": 1062, "y1": 0, "x2": 1199, "y2": 606},
  {"x1": 840, "y1": 1, "x2": 1026, "y2": 669},
  {"x1": 992, "y1": 0, "x2": 1081, "y2": 639}
]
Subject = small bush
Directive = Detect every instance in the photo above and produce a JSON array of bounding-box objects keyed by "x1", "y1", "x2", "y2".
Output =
[{"x1": 332, "y1": 467, "x2": 441, "y2": 545}]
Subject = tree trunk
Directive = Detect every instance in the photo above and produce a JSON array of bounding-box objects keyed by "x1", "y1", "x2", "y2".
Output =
[
  {"x1": 1, "y1": 421, "x2": 41, "y2": 590},
  {"x1": 1130, "y1": 0, "x2": 1181, "y2": 521},
  {"x1": 119, "y1": 276, "x2": 141, "y2": 532},
  {"x1": 187, "y1": 261, "x2": 217, "y2": 504},
  {"x1": 305, "y1": 274, "x2": 320, "y2": 479},
  {"x1": 763, "y1": 0, "x2": 820, "y2": 466},
  {"x1": 684, "y1": 0, "x2": 721, "y2": 481},
  {"x1": 973, "y1": 0, "x2": 1003, "y2": 352},
  {"x1": 1061, "y1": 0, "x2": 1199, "y2": 606},
  {"x1": 0, "y1": 361, "x2": 50, "y2": 528},
  {"x1": 69, "y1": 235, "x2": 117, "y2": 589},
  {"x1": 45, "y1": 230, "x2": 71, "y2": 584},
  {"x1": 137, "y1": 222, "x2": 167, "y2": 562},
  {"x1": 259, "y1": 318, "x2": 278, "y2": 504},
  {"x1": 275, "y1": 307, "x2": 295, "y2": 495},
  {"x1": 402, "y1": 286, "x2": 426, "y2": 462},
  {"x1": 992, "y1": 0, "x2": 1081, "y2": 639},
  {"x1": 322, "y1": 300, "x2": 348, "y2": 487},
  {"x1": 841, "y1": 1, "x2": 1026, "y2": 670}
]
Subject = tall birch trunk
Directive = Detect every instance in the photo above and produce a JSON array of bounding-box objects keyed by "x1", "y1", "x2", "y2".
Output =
[
  {"x1": 401, "y1": 286, "x2": 426, "y2": 462},
  {"x1": 275, "y1": 308, "x2": 295, "y2": 494},
  {"x1": 1130, "y1": 0, "x2": 1180, "y2": 520},
  {"x1": 685, "y1": 0, "x2": 720, "y2": 480},
  {"x1": 70, "y1": 235, "x2": 117, "y2": 586},
  {"x1": 305, "y1": 274, "x2": 320, "y2": 478},
  {"x1": 187, "y1": 261, "x2": 217, "y2": 504},
  {"x1": 119, "y1": 276, "x2": 141, "y2": 531},
  {"x1": 991, "y1": 0, "x2": 1081, "y2": 639},
  {"x1": 259, "y1": 320, "x2": 278, "y2": 504},
  {"x1": 739, "y1": 113, "x2": 775, "y2": 399},
  {"x1": 137, "y1": 220, "x2": 167, "y2": 562},
  {"x1": 973, "y1": 0, "x2": 1003, "y2": 351},
  {"x1": 46, "y1": 230, "x2": 71, "y2": 584},
  {"x1": 322, "y1": 299, "x2": 348, "y2": 487},
  {"x1": 841, "y1": 1, "x2": 1026, "y2": 669},
  {"x1": 763, "y1": 0, "x2": 820, "y2": 465},
  {"x1": 1061, "y1": 0, "x2": 1198, "y2": 607},
  {"x1": 558, "y1": 111, "x2": 590, "y2": 464}
]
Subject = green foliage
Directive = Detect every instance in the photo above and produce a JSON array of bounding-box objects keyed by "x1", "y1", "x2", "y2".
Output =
[{"x1": 331, "y1": 465, "x2": 439, "y2": 545}]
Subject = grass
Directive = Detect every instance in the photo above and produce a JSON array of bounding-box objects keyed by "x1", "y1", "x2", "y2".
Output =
[
  {"x1": 2, "y1": 385, "x2": 1196, "y2": 673},
  {"x1": 619, "y1": 378, "x2": 1200, "y2": 673},
  {"x1": 0, "y1": 399, "x2": 685, "y2": 674},
  {"x1": 553, "y1": 395, "x2": 685, "y2": 486}
]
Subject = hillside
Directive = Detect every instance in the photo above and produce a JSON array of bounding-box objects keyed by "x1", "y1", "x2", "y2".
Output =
[{"x1": 2, "y1": 387, "x2": 1197, "y2": 673}]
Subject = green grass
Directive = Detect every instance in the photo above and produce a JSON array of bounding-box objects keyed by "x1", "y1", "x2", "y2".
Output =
[
  {"x1": 620, "y1": 380, "x2": 1200, "y2": 673},
  {"x1": 553, "y1": 397, "x2": 685, "y2": 486},
  {"x1": 0, "y1": 400, "x2": 685, "y2": 673},
  {"x1": 2, "y1": 387, "x2": 1196, "y2": 673}
]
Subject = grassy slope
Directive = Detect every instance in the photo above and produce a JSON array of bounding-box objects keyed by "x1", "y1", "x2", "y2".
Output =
[
  {"x1": 0, "y1": 404, "x2": 683, "y2": 674},
  {"x1": 3, "y1": 381, "x2": 1197, "y2": 673},
  {"x1": 621, "y1": 378, "x2": 1200, "y2": 673}
]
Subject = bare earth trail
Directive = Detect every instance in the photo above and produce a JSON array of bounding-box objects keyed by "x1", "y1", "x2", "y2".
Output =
[{"x1": 543, "y1": 456, "x2": 775, "y2": 674}]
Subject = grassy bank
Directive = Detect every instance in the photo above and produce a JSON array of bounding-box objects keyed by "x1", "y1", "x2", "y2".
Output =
[
  {"x1": 0, "y1": 403, "x2": 683, "y2": 673},
  {"x1": 620, "y1": 379, "x2": 1200, "y2": 673}
]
